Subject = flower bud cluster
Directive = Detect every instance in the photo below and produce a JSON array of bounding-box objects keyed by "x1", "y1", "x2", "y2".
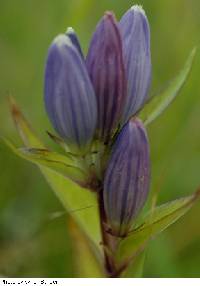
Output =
[{"x1": 44, "y1": 5, "x2": 151, "y2": 235}]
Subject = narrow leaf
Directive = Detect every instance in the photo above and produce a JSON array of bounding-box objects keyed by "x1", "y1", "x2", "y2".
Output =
[
  {"x1": 116, "y1": 190, "x2": 200, "y2": 262},
  {"x1": 20, "y1": 147, "x2": 87, "y2": 185},
  {"x1": 7, "y1": 97, "x2": 101, "y2": 248},
  {"x1": 9, "y1": 96, "x2": 44, "y2": 148},
  {"x1": 46, "y1": 131, "x2": 70, "y2": 153},
  {"x1": 139, "y1": 47, "x2": 196, "y2": 126},
  {"x1": 3, "y1": 141, "x2": 88, "y2": 186}
]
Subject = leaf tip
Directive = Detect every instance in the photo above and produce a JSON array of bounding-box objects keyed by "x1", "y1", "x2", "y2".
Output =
[
  {"x1": 8, "y1": 96, "x2": 21, "y2": 122},
  {"x1": 47, "y1": 131, "x2": 63, "y2": 145}
]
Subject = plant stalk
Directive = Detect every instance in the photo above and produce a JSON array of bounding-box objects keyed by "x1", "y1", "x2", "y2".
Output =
[{"x1": 98, "y1": 189, "x2": 117, "y2": 277}]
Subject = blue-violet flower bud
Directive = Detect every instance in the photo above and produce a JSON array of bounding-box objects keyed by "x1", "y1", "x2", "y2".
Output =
[
  {"x1": 86, "y1": 12, "x2": 127, "y2": 142},
  {"x1": 66, "y1": 27, "x2": 84, "y2": 58},
  {"x1": 119, "y1": 5, "x2": 151, "y2": 124},
  {"x1": 103, "y1": 118, "x2": 150, "y2": 236},
  {"x1": 44, "y1": 34, "x2": 97, "y2": 151}
]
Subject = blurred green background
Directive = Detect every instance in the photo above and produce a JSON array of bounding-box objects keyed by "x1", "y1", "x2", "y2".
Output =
[{"x1": 0, "y1": 0, "x2": 200, "y2": 278}]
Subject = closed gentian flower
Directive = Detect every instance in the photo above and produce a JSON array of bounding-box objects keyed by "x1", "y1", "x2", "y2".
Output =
[
  {"x1": 44, "y1": 34, "x2": 97, "y2": 151},
  {"x1": 86, "y1": 12, "x2": 127, "y2": 141},
  {"x1": 103, "y1": 118, "x2": 150, "y2": 236},
  {"x1": 86, "y1": 5, "x2": 151, "y2": 141},
  {"x1": 119, "y1": 5, "x2": 151, "y2": 124}
]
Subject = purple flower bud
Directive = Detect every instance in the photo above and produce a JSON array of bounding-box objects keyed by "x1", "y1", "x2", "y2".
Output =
[
  {"x1": 66, "y1": 27, "x2": 84, "y2": 58},
  {"x1": 119, "y1": 5, "x2": 151, "y2": 124},
  {"x1": 44, "y1": 34, "x2": 97, "y2": 150},
  {"x1": 86, "y1": 12, "x2": 127, "y2": 142},
  {"x1": 103, "y1": 118, "x2": 150, "y2": 236}
]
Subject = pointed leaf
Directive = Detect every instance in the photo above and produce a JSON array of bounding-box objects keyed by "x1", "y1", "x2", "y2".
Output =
[
  {"x1": 116, "y1": 190, "x2": 200, "y2": 262},
  {"x1": 9, "y1": 96, "x2": 44, "y2": 148},
  {"x1": 7, "y1": 97, "x2": 101, "y2": 248},
  {"x1": 139, "y1": 47, "x2": 196, "y2": 126},
  {"x1": 42, "y1": 168, "x2": 101, "y2": 247},
  {"x1": 46, "y1": 131, "x2": 70, "y2": 153},
  {"x1": 3, "y1": 141, "x2": 88, "y2": 186}
]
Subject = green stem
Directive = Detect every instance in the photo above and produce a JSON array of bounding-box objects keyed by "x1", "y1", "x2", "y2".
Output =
[{"x1": 98, "y1": 190, "x2": 113, "y2": 276}]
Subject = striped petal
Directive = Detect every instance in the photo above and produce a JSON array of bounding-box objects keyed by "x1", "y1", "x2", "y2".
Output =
[
  {"x1": 119, "y1": 5, "x2": 151, "y2": 124},
  {"x1": 86, "y1": 12, "x2": 127, "y2": 142},
  {"x1": 103, "y1": 118, "x2": 150, "y2": 236},
  {"x1": 66, "y1": 27, "x2": 84, "y2": 58},
  {"x1": 44, "y1": 34, "x2": 97, "y2": 150}
]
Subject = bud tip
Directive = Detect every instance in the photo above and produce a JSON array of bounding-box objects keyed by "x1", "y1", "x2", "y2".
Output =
[
  {"x1": 53, "y1": 34, "x2": 72, "y2": 48},
  {"x1": 104, "y1": 11, "x2": 116, "y2": 21},
  {"x1": 131, "y1": 4, "x2": 146, "y2": 15},
  {"x1": 66, "y1": 27, "x2": 74, "y2": 34}
]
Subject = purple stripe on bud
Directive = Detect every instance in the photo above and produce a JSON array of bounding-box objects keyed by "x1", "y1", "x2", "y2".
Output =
[
  {"x1": 119, "y1": 5, "x2": 151, "y2": 124},
  {"x1": 44, "y1": 34, "x2": 97, "y2": 150},
  {"x1": 66, "y1": 27, "x2": 84, "y2": 58},
  {"x1": 86, "y1": 12, "x2": 127, "y2": 141},
  {"x1": 103, "y1": 118, "x2": 150, "y2": 236}
]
